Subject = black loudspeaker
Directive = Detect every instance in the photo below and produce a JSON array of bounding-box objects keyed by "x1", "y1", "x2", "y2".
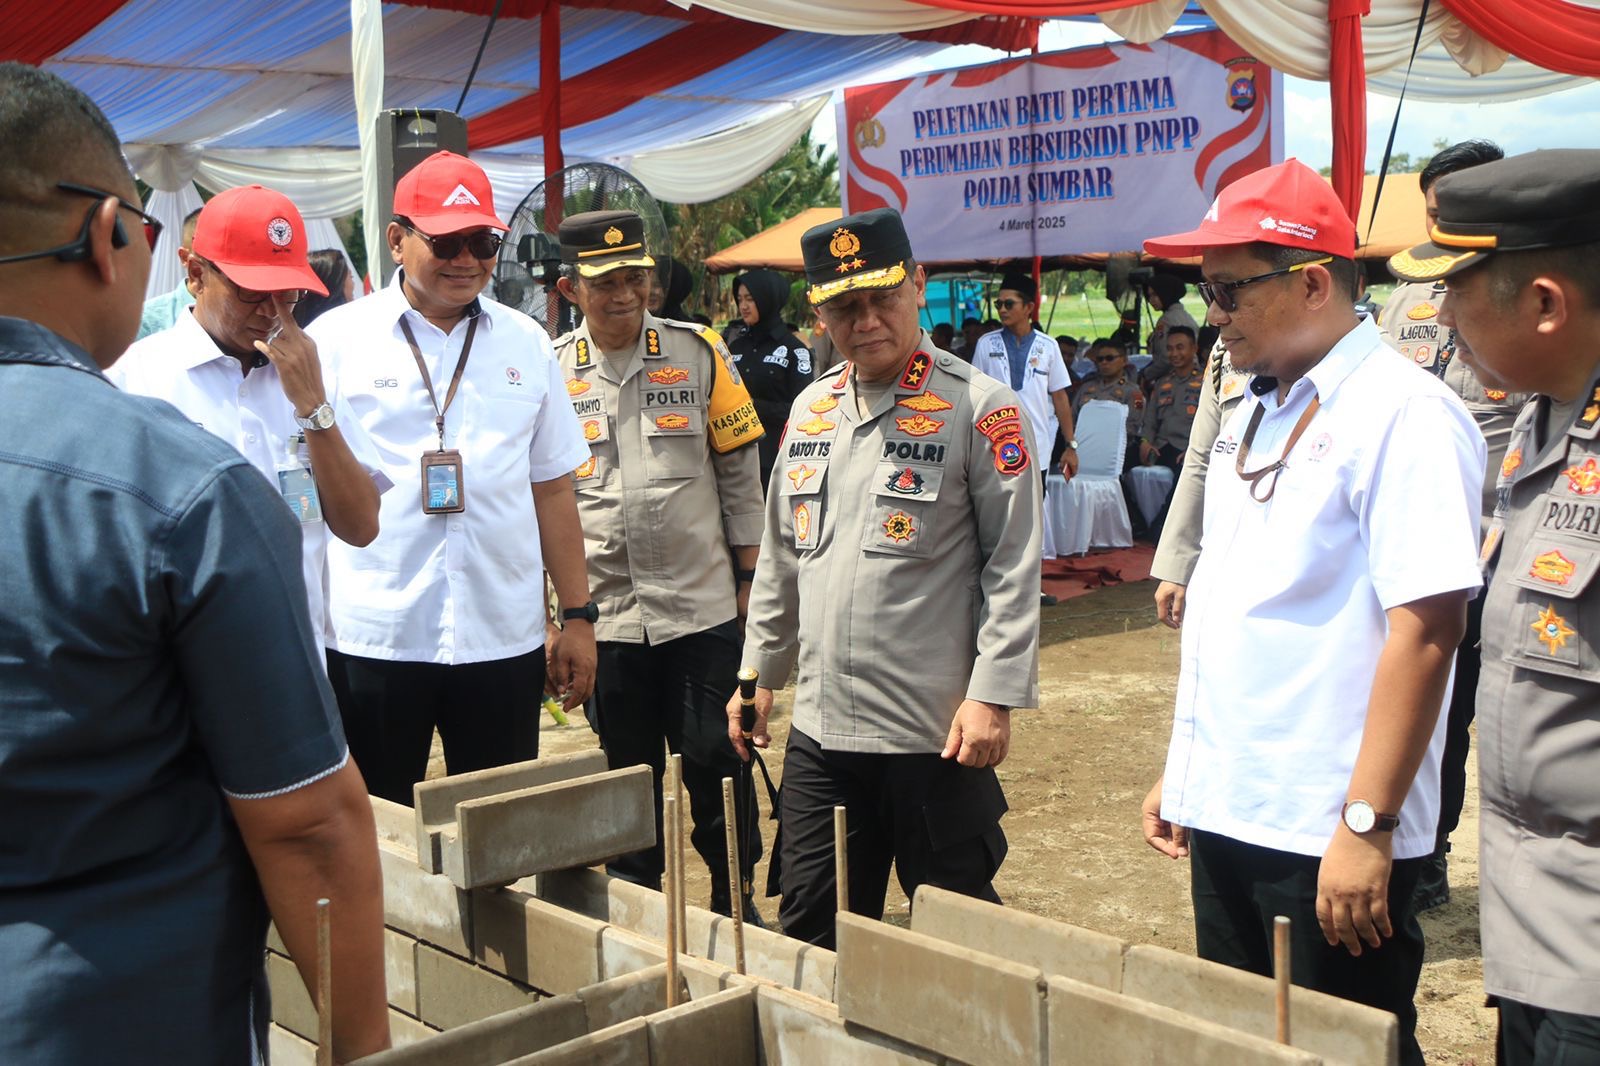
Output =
[{"x1": 374, "y1": 109, "x2": 469, "y2": 284}]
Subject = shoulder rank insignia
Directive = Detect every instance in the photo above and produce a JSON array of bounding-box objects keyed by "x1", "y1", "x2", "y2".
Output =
[
  {"x1": 1580, "y1": 385, "x2": 1600, "y2": 431},
  {"x1": 896, "y1": 414, "x2": 944, "y2": 437},
  {"x1": 644, "y1": 328, "x2": 662, "y2": 357},
  {"x1": 566, "y1": 378, "x2": 592, "y2": 396},
  {"x1": 898, "y1": 391, "x2": 952, "y2": 413},
  {"x1": 831, "y1": 362, "x2": 852, "y2": 393},
  {"x1": 1532, "y1": 603, "x2": 1576, "y2": 654},
  {"x1": 809, "y1": 394, "x2": 839, "y2": 414},
  {"x1": 1563, "y1": 457, "x2": 1600, "y2": 496},
  {"x1": 574, "y1": 338, "x2": 591, "y2": 367},
  {"x1": 886, "y1": 467, "x2": 924, "y2": 495},
  {"x1": 796, "y1": 414, "x2": 836, "y2": 436},
  {"x1": 898, "y1": 351, "x2": 931, "y2": 391},
  {"x1": 975, "y1": 404, "x2": 1030, "y2": 476},
  {"x1": 1530, "y1": 549, "x2": 1576, "y2": 586},
  {"x1": 882, "y1": 510, "x2": 916, "y2": 542},
  {"x1": 647, "y1": 365, "x2": 690, "y2": 385}
]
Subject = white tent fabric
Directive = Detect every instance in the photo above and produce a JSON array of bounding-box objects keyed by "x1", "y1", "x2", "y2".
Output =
[
  {"x1": 670, "y1": 0, "x2": 973, "y2": 33},
  {"x1": 623, "y1": 95, "x2": 830, "y2": 205},
  {"x1": 1098, "y1": 0, "x2": 1188, "y2": 45},
  {"x1": 352, "y1": 0, "x2": 386, "y2": 301}
]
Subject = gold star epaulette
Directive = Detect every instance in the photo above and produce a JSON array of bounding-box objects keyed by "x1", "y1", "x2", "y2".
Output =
[
  {"x1": 575, "y1": 338, "x2": 591, "y2": 367},
  {"x1": 644, "y1": 328, "x2": 662, "y2": 357}
]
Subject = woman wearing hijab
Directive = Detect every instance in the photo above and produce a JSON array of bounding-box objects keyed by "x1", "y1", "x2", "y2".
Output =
[
  {"x1": 727, "y1": 269, "x2": 812, "y2": 490},
  {"x1": 1142, "y1": 272, "x2": 1198, "y2": 382}
]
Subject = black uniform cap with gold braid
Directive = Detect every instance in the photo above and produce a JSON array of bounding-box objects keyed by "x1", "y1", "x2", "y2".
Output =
[
  {"x1": 1389, "y1": 148, "x2": 1600, "y2": 282},
  {"x1": 802, "y1": 207, "x2": 915, "y2": 306},
  {"x1": 560, "y1": 210, "x2": 656, "y2": 278}
]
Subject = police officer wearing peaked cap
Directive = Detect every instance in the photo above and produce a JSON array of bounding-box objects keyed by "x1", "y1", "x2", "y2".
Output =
[
  {"x1": 1390, "y1": 148, "x2": 1600, "y2": 1066},
  {"x1": 552, "y1": 209, "x2": 769, "y2": 922},
  {"x1": 728, "y1": 207, "x2": 1043, "y2": 948}
]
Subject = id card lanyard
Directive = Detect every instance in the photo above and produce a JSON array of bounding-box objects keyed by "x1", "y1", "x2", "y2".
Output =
[{"x1": 400, "y1": 315, "x2": 477, "y2": 514}]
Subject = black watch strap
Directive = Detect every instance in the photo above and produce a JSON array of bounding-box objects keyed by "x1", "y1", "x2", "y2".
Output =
[
  {"x1": 735, "y1": 568, "x2": 757, "y2": 584},
  {"x1": 560, "y1": 601, "x2": 599, "y2": 624}
]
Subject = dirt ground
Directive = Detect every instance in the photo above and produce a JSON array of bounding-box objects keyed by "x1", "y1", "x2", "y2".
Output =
[{"x1": 432, "y1": 578, "x2": 1496, "y2": 1064}]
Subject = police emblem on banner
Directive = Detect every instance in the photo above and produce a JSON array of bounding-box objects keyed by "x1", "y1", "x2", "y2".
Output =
[{"x1": 1225, "y1": 59, "x2": 1258, "y2": 113}]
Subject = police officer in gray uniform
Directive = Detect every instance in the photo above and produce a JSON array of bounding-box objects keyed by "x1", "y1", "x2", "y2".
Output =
[
  {"x1": 728, "y1": 208, "x2": 1041, "y2": 948},
  {"x1": 1391, "y1": 148, "x2": 1600, "y2": 1066}
]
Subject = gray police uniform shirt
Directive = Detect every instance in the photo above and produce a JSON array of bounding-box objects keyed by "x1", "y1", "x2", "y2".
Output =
[
  {"x1": 742, "y1": 335, "x2": 1042, "y2": 754},
  {"x1": 554, "y1": 312, "x2": 765, "y2": 645},
  {"x1": 1150, "y1": 340, "x2": 1248, "y2": 585},
  {"x1": 1379, "y1": 280, "x2": 1530, "y2": 522},
  {"x1": 1073, "y1": 370, "x2": 1145, "y2": 436},
  {"x1": 1477, "y1": 370, "x2": 1600, "y2": 1016},
  {"x1": 1139, "y1": 365, "x2": 1206, "y2": 454}
]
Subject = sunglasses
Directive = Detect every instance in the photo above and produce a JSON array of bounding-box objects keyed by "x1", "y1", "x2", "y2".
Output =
[
  {"x1": 193, "y1": 256, "x2": 303, "y2": 305},
  {"x1": 1094, "y1": 353, "x2": 1123, "y2": 363},
  {"x1": 405, "y1": 225, "x2": 503, "y2": 261},
  {"x1": 0, "y1": 183, "x2": 164, "y2": 267},
  {"x1": 993, "y1": 298, "x2": 1023, "y2": 310},
  {"x1": 1197, "y1": 256, "x2": 1333, "y2": 313}
]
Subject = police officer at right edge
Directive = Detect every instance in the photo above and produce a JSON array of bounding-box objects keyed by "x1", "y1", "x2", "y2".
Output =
[
  {"x1": 728, "y1": 208, "x2": 1042, "y2": 948},
  {"x1": 1390, "y1": 148, "x2": 1600, "y2": 1066}
]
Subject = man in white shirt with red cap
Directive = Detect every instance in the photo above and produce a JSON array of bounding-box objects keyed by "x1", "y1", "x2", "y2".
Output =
[
  {"x1": 1136, "y1": 159, "x2": 1485, "y2": 1066},
  {"x1": 113, "y1": 184, "x2": 389, "y2": 636},
  {"x1": 310, "y1": 151, "x2": 594, "y2": 804}
]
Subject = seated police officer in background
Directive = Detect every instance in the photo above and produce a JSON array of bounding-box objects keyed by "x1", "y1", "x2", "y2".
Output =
[
  {"x1": 554, "y1": 210, "x2": 768, "y2": 923},
  {"x1": 1390, "y1": 148, "x2": 1600, "y2": 1066},
  {"x1": 732, "y1": 208, "x2": 1041, "y2": 948}
]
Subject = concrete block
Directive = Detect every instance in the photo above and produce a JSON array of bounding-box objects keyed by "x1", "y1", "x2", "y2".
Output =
[
  {"x1": 1047, "y1": 974, "x2": 1323, "y2": 1065},
  {"x1": 540, "y1": 867, "x2": 835, "y2": 999},
  {"x1": 352, "y1": 997, "x2": 588, "y2": 1066},
  {"x1": 414, "y1": 750, "x2": 610, "y2": 872},
  {"x1": 415, "y1": 943, "x2": 540, "y2": 1030},
  {"x1": 912, "y1": 884, "x2": 1126, "y2": 992},
  {"x1": 575, "y1": 964, "x2": 670, "y2": 1032},
  {"x1": 371, "y1": 795, "x2": 419, "y2": 853},
  {"x1": 267, "y1": 949, "x2": 318, "y2": 1042},
  {"x1": 500, "y1": 1017, "x2": 651, "y2": 1066},
  {"x1": 755, "y1": 986, "x2": 941, "y2": 1066},
  {"x1": 597, "y1": 927, "x2": 733, "y2": 1000},
  {"x1": 269, "y1": 1023, "x2": 317, "y2": 1066},
  {"x1": 380, "y1": 842, "x2": 473, "y2": 958},
  {"x1": 441, "y1": 766, "x2": 655, "y2": 890},
  {"x1": 267, "y1": 922, "x2": 287, "y2": 955},
  {"x1": 388, "y1": 1008, "x2": 436, "y2": 1047},
  {"x1": 473, "y1": 883, "x2": 605, "y2": 994},
  {"x1": 385, "y1": 929, "x2": 418, "y2": 1016},
  {"x1": 646, "y1": 986, "x2": 759, "y2": 1066},
  {"x1": 1120, "y1": 945, "x2": 1397, "y2": 1066},
  {"x1": 835, "y1": 912, "x2": 1044, "y2": 1066}
]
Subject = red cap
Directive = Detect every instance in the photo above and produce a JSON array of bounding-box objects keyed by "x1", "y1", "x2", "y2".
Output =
[
  {"x1": 191, "y1": 185, "x2": 329, "y2": 296},
  {"x1": 1143, "y1": 159, "x2": 1356, "y2": 260},
  {"x1": 393, "y1": 151, "x2": 508, "y2": 235}
]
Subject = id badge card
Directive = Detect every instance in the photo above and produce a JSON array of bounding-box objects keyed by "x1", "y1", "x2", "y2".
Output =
[
  {"x1": 422, "y1": 450, "x2": 466, "y2": 514},
  {"x1": 277, "y1": 464, "x2": 324, "y2": 524}
]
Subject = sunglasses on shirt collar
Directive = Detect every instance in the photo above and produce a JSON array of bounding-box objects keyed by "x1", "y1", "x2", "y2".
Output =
[{"x1": 0, "y1": 183, "x2": 164, "y2": 266}]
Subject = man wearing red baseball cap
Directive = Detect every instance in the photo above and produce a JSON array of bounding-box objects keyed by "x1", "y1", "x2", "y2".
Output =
[
  {"x1": 308, "y1": 151, "x2": 595, "y2": 804},
  {"x1": 113, "y1": 184, "x2": 390, "y2": 639},
  {"x1": 1136, "y1": 159, "x2": 1486, "y2": 1065}
]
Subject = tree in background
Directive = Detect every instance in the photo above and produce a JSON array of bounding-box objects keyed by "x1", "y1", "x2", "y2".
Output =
[{"x1": 663, "y1": 131, "x2": 838, "y2": 329}]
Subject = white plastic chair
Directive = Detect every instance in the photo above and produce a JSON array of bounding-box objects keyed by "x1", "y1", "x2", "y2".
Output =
[
  {"x1": 1127, "y1": 464, "x2": 1177, "y2": 528},
  {"x1": 1044, "y1": 401, "x2": 1132, "y2": 556}
]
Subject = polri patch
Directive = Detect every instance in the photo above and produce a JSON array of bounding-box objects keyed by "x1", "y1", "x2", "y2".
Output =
[{"x1": 976, "y1": 404, "x2": 1031, "y2": 476}]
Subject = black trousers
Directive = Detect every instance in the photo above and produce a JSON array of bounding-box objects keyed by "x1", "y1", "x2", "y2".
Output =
[
  {"x1": 325, "y1": 648, "x2": 544, "y2": 806},
  {"x1": 1189, "y1": 829, "x2": 1427, "y2": 1066},
  {"x1": 587, "y1": 622, "x2": 760, "y2": 906},
  {"x1": 776, "y1": 727, "x2": 1007, "y2": 949},
  {"x1": 1497, "y1": 998, "x2": 1600, "y2": 1066},
  {"x1": 1436, "y1": 593, "x2": 1485, "y2": 853}
]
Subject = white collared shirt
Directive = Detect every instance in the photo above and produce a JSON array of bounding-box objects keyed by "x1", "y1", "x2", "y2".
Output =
[
  {"x1": 307, "y1": 275, "x2": 587, "y2": 665},
  {"x1": 1162, "y1": 317, "x2": 1485, "y2": 860},
  {"x1": 111, "y1": 310, "x2": 391, "y2": 639},
  {"x1": 971, "y1": 328, "x2": 1071, "y2": 449}
]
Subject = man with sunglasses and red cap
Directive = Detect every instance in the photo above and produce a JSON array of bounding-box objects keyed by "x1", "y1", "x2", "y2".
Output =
[
  {"x1": 1136, "y1": 159, "x2": 1485, "y2": 1064},
  {"x1": 308, "y1": 151, "x2": 594, "y2": 805},
  {"x1": 0, "y1": 63, "x2": 388, "y2": 1062},
  {"x1": 113, "y1": 185, "x2": 389, "y2": 639},
  {"x1": 1391, "y1": 148, "x2": 1600, "y2": 1066}
]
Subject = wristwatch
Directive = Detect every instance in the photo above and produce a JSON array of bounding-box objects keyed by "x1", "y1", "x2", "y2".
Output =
[
  {"x1": 1341, "y1": 800, "x2": 1400, "y2": 834},
  {"x1": 560, "y1": 601, "x2": 599, "y2": 625},
  {"x1": 295, "y1": 402, "x2": 336, "y2": 432},
  {"x1": 1065, "y1": 438, "x2": 1079, "y2": 450}
]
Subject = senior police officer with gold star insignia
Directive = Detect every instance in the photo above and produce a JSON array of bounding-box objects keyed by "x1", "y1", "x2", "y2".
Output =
[
  {"x1": 1391, "y1": 148, "x2": 1600, "y2": 1066},
  {"x1": 553, "y1": 210, "x2": 768, "y2": 922},
  {"x1": 727, "y1": 207, "x2": 1042, "y2": 948}
]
